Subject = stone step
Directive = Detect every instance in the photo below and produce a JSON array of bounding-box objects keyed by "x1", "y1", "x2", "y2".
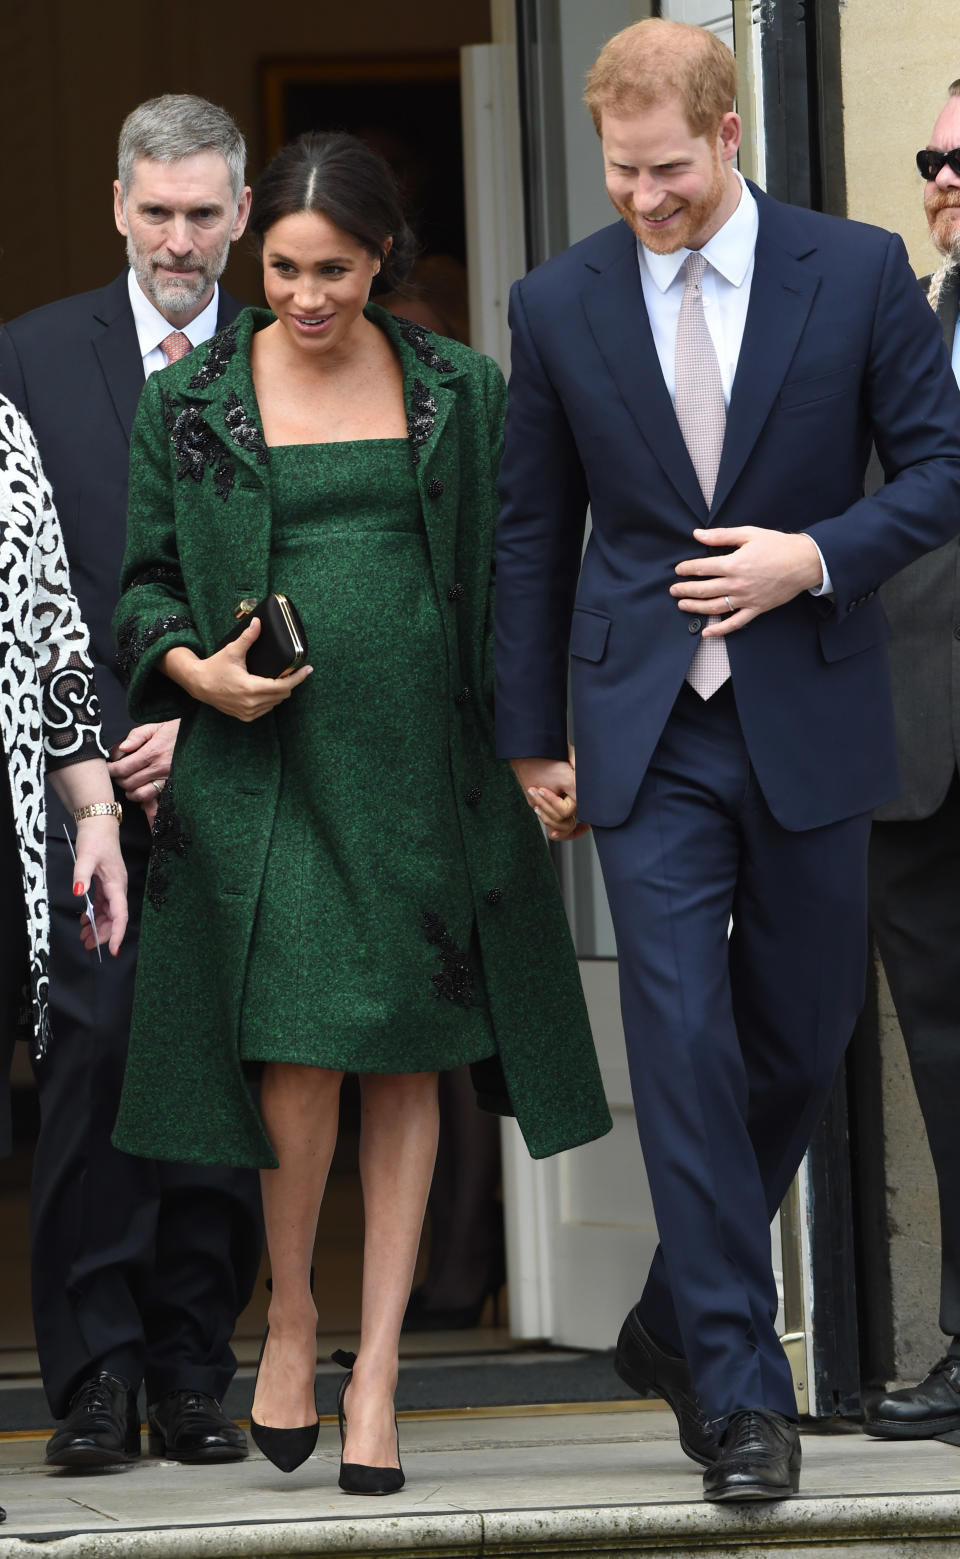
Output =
[{"x1": 1, "y1": 1406, "x2": 958, "y2": 1556}]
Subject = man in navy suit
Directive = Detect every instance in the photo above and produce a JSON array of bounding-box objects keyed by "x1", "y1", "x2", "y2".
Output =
[
  {"x1": 495, "y1": 20, "x2": 960, "y2": 1502},
  {"x1": 0, "y1": 94, "x2": 261, "y2": 1469}
]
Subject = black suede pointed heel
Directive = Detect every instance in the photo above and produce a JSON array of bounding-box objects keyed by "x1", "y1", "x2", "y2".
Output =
[
  {"x1": 249, "y1": 1326, "x2": 320, "y2": 1473},
  {"x1": 332, "y1": 1349, "x2": 405, "y2": 1495}
]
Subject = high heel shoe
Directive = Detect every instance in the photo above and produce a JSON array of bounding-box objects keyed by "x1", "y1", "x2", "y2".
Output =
[
  {"x1": 250, "y1": 1327, "x2": 319, "y2": 1473},
  {"x1": 331, "y1": 1349, "x2": 404, "y2": 1495}
]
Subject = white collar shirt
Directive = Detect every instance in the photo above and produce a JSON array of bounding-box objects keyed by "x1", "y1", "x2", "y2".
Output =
[
  {"x1": 127, "y1": 268, "x2": 221, "y2": 380},
  {"x1": 952, "y1": 313, "x2": 960, "y2": 388},
  {"x1": 636, "y1": 170, "x2": 758, "y2": 405}
]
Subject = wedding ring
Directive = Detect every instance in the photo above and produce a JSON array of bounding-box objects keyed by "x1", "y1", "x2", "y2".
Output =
[
  {"x1": 724, "y1": 595, "x2": 734, "y2": 613},
  {"x1": 152, "y1": 779, "x2": 164, "y2": 795}
]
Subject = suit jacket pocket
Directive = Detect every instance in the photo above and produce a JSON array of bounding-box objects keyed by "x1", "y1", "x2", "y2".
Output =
[
  {"x1": 569, "y1": 607, "x2": 611, "y2": 662},
  {"x1": 779, "y1": 364, "x2": 859, "y2": 409},
  {"x1": 818, "y1": 602, "x2": 890, "y2": 662}
]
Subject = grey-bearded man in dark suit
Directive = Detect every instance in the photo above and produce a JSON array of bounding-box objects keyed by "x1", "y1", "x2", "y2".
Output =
[
  {"x1": 0, "y1": 94, "x2": 262, "y2": 1469},
  {"x1": 865, "y1": 79, "x2": 960, "y2": 1441}
]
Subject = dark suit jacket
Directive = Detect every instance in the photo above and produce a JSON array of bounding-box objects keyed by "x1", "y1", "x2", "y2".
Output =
[
  {"x1": 0, "y1": 273, "x2": 242, "y2": 748},
  {"x1": 494, "y1": 184, "x2": 960, "y2": 832},
  {"x1": 873, "y1": 267, "x2": 960, "y2": 823}
]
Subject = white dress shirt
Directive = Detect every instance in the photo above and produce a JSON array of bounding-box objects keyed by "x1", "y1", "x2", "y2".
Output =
[
  {"x1": 127, "y1": 269, "x2": 221, "y2": 379},
  {"x1": 636, "y1": 173, "x2": 832, "y2": 596},
  {"x1": 952, "y1": 312, "x2": 960, "y2": 388}
]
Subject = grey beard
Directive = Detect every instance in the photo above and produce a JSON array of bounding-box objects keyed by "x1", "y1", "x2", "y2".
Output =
[{"x1": 127, "y1": 237, "x2": 229, "y2": 318}]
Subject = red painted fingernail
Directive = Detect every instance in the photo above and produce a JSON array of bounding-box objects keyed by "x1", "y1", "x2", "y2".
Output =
[{"x1": 73, "y1": 882, "x2": 84, "y2": 896}]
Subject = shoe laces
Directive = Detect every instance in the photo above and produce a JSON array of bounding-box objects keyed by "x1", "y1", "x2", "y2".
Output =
[
  {"x1": 164, "y1": 1391, "x2": 217, "y2": 1418},
  {"x1": 70, "y1": 1374, "x2": 122, "y2": 1417},
  {"x1": 723, "y1": 1410, "x2": 788, "y2": 1460},
  {"x1": 926, "y1": 1357, "x2": 960, "y2": 1387}
]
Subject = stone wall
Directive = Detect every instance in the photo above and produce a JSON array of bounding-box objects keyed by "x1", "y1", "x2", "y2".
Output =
[
  {"x1": 838, "y1": 0, "x2": 956, "y2": 274},
  {"x1": 836, "y1": 0, "x2": 954, "y2": 1384}
]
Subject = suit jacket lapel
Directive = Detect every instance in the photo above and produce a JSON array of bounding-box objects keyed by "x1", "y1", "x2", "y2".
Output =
[
  {"x1": 581, "y1": 228, "x2": 707, "y2": 519},
  {"x1": 710, "y1": 193, "x2": 820, "y2": 519},
  {"x1": 377, "y1": 308, "x2": 462, "y2": 589},
  {"x1": 92, "y1": 279, "x2": 246, "y2": 447},
  {"x1": 937, "y1": 268, "x2": 959, "y2": 347},
  {"x1": 91, "y1": 273, "x2": 145, "y2": 444},
  {"x1": 216, "y1": 287, "x2": 243, "y2": 331}
]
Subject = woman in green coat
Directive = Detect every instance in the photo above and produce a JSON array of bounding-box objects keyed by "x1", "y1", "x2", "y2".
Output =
[{"x1": 113, "y1": 132, "x2": 610, "y2": 1494}]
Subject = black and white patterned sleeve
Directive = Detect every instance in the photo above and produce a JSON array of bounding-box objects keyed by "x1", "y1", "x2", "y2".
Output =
[{"x1": 6, "y1": 406, "x2": 106, "y2": 767}]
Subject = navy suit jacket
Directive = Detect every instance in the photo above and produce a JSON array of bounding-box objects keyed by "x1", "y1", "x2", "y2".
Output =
[
  {"x1": 494, "y1": 185, "x2": 960, "y2": 832},
  {"x1": 0, "y1": 273, "x2": 242, "y2": 748}
]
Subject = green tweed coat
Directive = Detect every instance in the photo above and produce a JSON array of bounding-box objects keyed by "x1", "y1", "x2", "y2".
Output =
[{"x1": 111, "y1": 305, "x2": 612, "y2": 1168}]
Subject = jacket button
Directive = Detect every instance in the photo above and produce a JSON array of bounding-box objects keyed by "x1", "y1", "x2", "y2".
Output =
[
  {"x1": 688, "y1": 617, "x2": 702, "y2": 634},
  {"x1": 428, "y1": 478, "x2": 445, "y2": 499},
  {"x1": 953, "y1": 625, "x2": 960, "y2": 641},
  {"x1": 447, "y1": 582, "x2": 465, "y2": 603},
  {"x1": 454, "y1": 686, "x2": 472, "y2": 707},
  {"x1": 465, "y1": 785, "x2": 482, "y2": 806},
  {"x1": 485, "y1": 888, "x2": 503, "y2": 906}
]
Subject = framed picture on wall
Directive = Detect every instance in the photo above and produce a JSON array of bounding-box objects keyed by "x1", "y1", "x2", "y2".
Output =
[{"x1": 260, "y1": 55, "x2": 466, "y2": 265}]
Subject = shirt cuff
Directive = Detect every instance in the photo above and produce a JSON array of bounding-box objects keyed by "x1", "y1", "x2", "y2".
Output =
[{"x1": 805, "y1": 536, "x2": 833, "y2": 598}]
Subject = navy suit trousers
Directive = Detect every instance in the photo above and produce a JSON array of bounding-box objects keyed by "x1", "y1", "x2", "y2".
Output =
[{"x1": 592, "y1": 682, "x2": 871, "y2": 1425}]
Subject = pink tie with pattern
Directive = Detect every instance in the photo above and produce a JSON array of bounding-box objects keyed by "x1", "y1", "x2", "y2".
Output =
[
  {"x1": 675, "y1": 252, "x2": 730, "y2": 699},
  {"x1": 159, "y1": 331, "x2": 192, "y2": 365}
]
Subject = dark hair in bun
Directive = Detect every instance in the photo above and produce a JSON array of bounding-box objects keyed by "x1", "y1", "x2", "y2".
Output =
[{"x1": 249, "y1": 130, "x2": 417, "y2": 291}]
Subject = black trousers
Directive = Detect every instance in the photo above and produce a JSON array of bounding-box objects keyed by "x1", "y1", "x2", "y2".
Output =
[
  {"x1": 870, "y1": 773, "x2": 960, "y2": 1351},
  {"x1": 32, "y1": 800, "x2": 263, "y2": 1418}
]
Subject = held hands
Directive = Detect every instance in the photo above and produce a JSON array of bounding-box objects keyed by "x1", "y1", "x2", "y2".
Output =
[
  {"x1": 171, "y1": 617, "x2": 313, "y2": 722},
  {"x1": 510, "y1": 750, "x2": 590, "y2": 843},
  {"x1": 671, "y1": 527, "x2": 824, "y2": 636},
  {"x1": 73, "y1": 816, "x2": 128, "y2": 957},
  {"x1": 108, "y1": 719, "x2": 180, "y2": 827}
]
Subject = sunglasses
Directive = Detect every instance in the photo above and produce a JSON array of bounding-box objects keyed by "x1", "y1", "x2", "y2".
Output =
[{"x1": 917, "y1": 147, "x2": 960, "y2": 181}]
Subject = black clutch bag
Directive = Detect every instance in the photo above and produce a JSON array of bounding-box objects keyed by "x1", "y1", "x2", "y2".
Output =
[{"x1": 217, "y1": 593, "x2": 308, "y2": 679}]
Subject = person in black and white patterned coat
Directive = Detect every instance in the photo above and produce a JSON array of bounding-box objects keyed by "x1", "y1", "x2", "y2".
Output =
[{"x1": 0, "y1": 393, "x2": 127, "y2": 1161}]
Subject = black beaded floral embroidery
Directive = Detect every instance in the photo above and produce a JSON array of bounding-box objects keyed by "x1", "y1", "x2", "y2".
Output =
[
  {"x1": 223, "y1": 391, "x2": 269, "y2": 464},
  {"x1": 421, "y1": 911, "x2": 474, "y2": 1008},
  {"x1": 126, "y1": 563, "x2": 183, "y2": 592},
  {"x1": 116, "y1": 612, "x2": 194, "y2": 684},
  {"x1": 187, "y1": 323, "x2": 239, "y2": 389},
  {"x1": 408, "y1": 379, "x2": 437, "y2": 465},
  {"x1": 146, "y1": 778, "x2": 191, "y2": 911},
  {"x1": 167, "y1": 405, "x2": 236, "y2": 499},
  {"x1": 397, "y1": 318, "x2": 455, "y2": 375}
]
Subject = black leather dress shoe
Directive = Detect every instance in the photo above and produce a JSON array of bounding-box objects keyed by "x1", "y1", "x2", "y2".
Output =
[
  {"x1": 864, "y1": 1356, "x2": 960, "y2": 1438},
  {"x1": 614, "y1": 1304, "x2": 718, "y2": 1465},
  {"x1": 45, "y1": 1372, "x2": 141, "y2": 1467},
  {"x1": 147, "y1": 1391, "x2": 248, "y2": 1463},
  {"x1": 703, "y1": 1409, "x2": 801, "y2": 1502}
]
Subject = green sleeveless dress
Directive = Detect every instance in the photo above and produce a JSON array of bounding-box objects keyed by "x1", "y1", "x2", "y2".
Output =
[{"x1": 237, "y1": 439, "x2": 493, "y2": 1073}]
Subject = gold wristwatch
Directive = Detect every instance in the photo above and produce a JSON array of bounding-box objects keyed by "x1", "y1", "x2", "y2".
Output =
[{"x1": 72, "y1": 802, "x2": 123, "y2": 825}]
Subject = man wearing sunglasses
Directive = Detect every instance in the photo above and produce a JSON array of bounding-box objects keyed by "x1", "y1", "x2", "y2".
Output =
[{"x1": 865, "y1": 80, "x2": 960, "y2": 1442}]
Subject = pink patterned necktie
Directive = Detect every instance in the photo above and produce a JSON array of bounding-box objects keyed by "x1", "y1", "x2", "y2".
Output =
[
  {"x1": 160, "y1": 330, "x2": 192, "y2": 365},
  {"x1": 675, "y1": 251, "x2": 730, "y2": 699}
]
